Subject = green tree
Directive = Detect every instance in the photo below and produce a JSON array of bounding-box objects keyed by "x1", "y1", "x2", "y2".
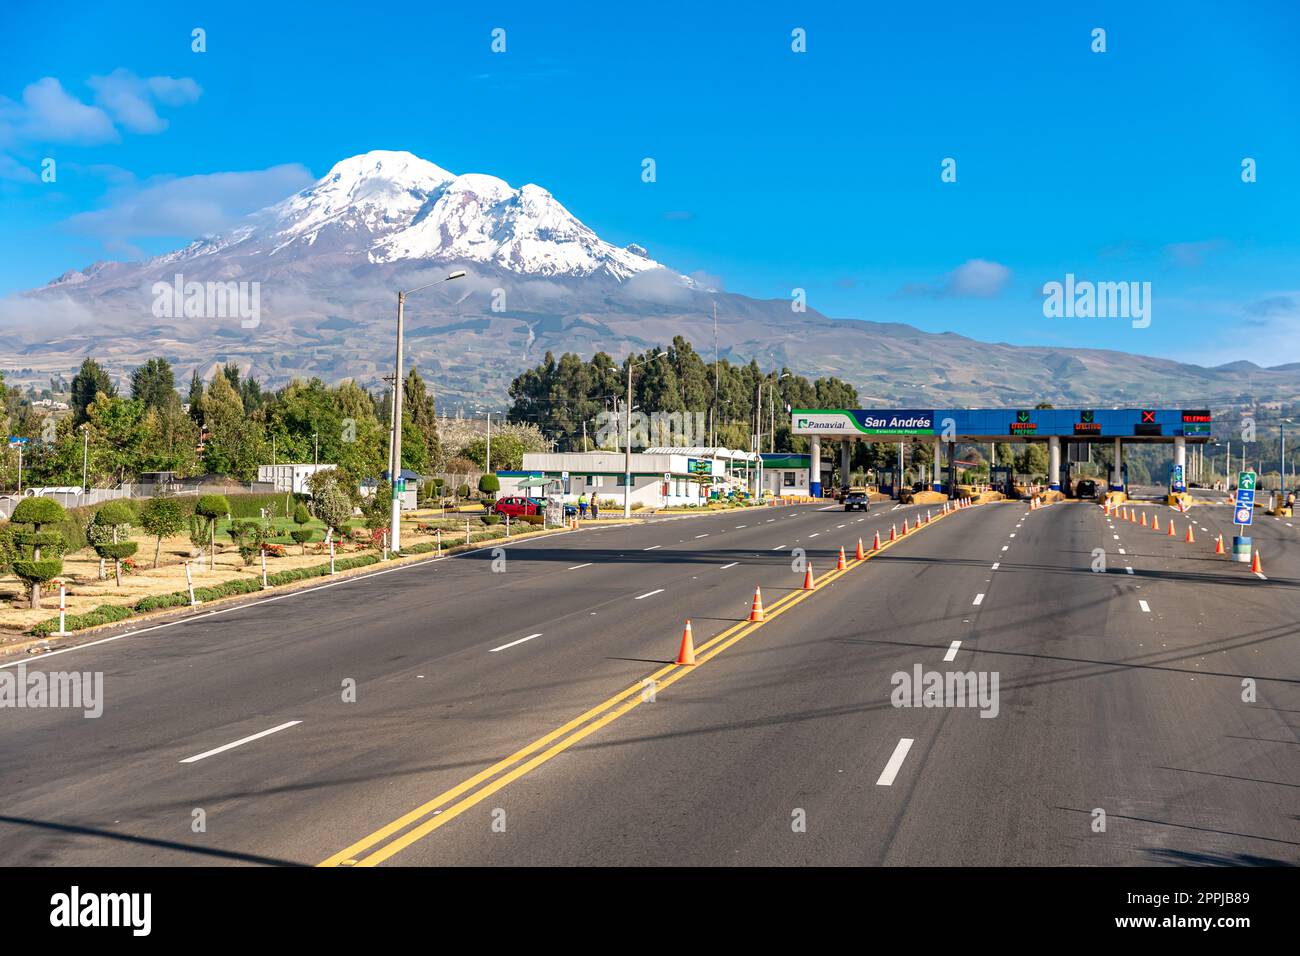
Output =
[
  {"x1": 187, "y1": 368, "x2": 205, "y2": 424},
  {"x1": 70, "y1": 357, "x2": 117, "y2": 425},
  {"x1": 202, "y1": 373, "x2": 264, "y2": 479},
  {"x1": 130, "y1": 358, "x2": 178, "y2": 411},
  {"x1": 308, "y1": 469, "x2": 352, "y2": 542},
  {"x1": 10, "y1": 497, "x2": 65, "y2": 608},
  {"x1": 478, "y1": 473, "x2": 500, "y2": 499},
  {"x1": 140, "y1": 496, "x2": 187, "y2": 568},
  {"x1": 404, "y1": 366, "x2": 441, "y2": 470}
]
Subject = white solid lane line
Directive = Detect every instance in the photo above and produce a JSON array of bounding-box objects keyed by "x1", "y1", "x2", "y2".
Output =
[
  {"x1": 876, "y1": 738, "x2": 915, "y2": 786},
  {"x1": 944, "y1": 641, "x2": 961, "y2": 662},
  {"x1": 634, "y1": 589, "x2": 665, "y2": 600},
  {"x1": 489, "y1": 632, "x2": 543, "y2": 653},
  {"x1": 643, "y1": 545, "x2": 662, "y2": 551},
  {"x1": 1139, "y1": 600, "x2": 1150, "y2": 613},
  {"x1": 973, "y1": 593, "x2": 985, "y2": 606},
  {"x1": 568, "y1": 563, "x2": 592, "y2": 570},
  {"x1": 719, "y1": 562, "x2": 738, "y2": 570},
  {"x1": 180, "y1": 720, "x2": 302, "y2": 764}
]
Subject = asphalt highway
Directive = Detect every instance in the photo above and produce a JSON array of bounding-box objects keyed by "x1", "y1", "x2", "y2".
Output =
[{"x1": 1, "y1": 495, "x2": 1295, "y2": 866}]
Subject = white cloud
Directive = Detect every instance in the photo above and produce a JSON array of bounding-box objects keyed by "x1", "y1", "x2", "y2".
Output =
[
  {"x1": 88, "y1": 69, "x2": 202, "y2": 134},
  {"x1": 901, "y1": 258, "x2": 1011, "y2": 299},
  {"x1": 1, "y1": 77, "x2": 118, "y2": 146},
  {"x1": 65, "y1": 164, "x2": 315, "y2": 242}
]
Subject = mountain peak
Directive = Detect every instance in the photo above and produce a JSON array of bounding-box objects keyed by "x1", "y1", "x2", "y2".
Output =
[{"x1": 322, "y1": 149, "x2": 455, "y2": 189}]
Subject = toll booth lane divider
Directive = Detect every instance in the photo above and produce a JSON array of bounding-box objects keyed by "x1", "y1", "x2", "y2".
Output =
[{"x1": 318, "y1": 499, "x2": 989, "y2": 867}]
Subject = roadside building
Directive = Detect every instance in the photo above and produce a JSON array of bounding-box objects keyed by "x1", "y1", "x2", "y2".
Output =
[
  {"x1": 758, "y1": 452, "x2": 812, "y2": 497},
  {"x1": 256, "y1": 463, "x2": 336, "y2": 495},
  {"x1": 503, "y1": 448, "x2": 757, "y2": 509}
]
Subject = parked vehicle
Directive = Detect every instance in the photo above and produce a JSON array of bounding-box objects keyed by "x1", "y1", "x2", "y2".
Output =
[
  {"x1": 1074, "y1": 479, "x2": 1097, "y2": 499},
  {"x1": 492, "y1": 495, "x2": 578, "y2": 518}
]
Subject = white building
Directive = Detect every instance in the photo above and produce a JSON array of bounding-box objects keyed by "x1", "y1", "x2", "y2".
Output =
[
  {"x1": 503, "y1": 448, "x2": 759, "y2": 509},
  {"x1": 256, "y1": 463, "x2": 337, "y2": 495}
]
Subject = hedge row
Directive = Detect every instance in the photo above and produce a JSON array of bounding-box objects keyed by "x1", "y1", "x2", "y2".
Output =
[{"x1": 26, "y1": 523, "x2": 533, "y2": 636}]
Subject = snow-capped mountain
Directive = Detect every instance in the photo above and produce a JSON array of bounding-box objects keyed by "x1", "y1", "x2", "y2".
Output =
[
  {"x1": 62, "y1": 150, "x2": 662, "y2": 284},
  {"x1": 11, "y1": 149, "x2": 1300, "y2": 415}
]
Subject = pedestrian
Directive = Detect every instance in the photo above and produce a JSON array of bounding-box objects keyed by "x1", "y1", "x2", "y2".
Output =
[
  {"x1": 590, "y1": 497, "x2": 600, "y2": 520},
  {"x1": 1287, "y1": 490, "x2": 1296, "y2": 515},
  {"x1": 578, "y1": 493, "x2": 588, "y2": 519}
]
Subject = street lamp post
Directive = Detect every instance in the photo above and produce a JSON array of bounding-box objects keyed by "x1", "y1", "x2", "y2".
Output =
[
  {"x1": 80, "y1": 424, "x2": 89, "y2": 495},
  {"x1": 390, "y1": 270, "x2": 466, "y2": 552},
  {"x1": 624, "y1": 351, "x2": 667, "y2": 518}
]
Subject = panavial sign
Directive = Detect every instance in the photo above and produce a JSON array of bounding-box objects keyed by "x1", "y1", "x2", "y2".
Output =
[{"x1": 792, "y1": 409, "x2": 935, "y2": 436}]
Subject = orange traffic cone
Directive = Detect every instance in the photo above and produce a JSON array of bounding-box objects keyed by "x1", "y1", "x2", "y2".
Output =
[
  {"x1": 802, "y1": 562, "x2": 816, "y2": 590},
  {"x1": 1185, "y1": 525, "x2": 1194, "y2": 544},
  {"x1": 1215, "y1": 534, "x2": 1225, "y2": 555},
  {"x1": 926, "y1": 509, "x2": 932, "y2": 524},
  {"x1": 902, "y1": 519, "x2": 910, "y2": 535},
  {"x1": 1252, "y1": 550, "x2": 1263, "y2": 574},
  {"x1": 1167, "y1": 520, "x2": 1175, "y2": 537},
  {"x1": 856, "y1": 538, "x2": 866, "y2": 561},
  {"x1": 890, "y1": 524, "x2": 897, "y2": 542},
  {"x1": 837, "y1": 546, "x2": 847, "y2": 570},
  {"x1": 1152, "y1": 514, "x2": 1160, "y2": 532},
  {"x1": 872, "y1": 530, "x2": 881, "y2": 550},
  {"x1": 676, "y1": 620, "x2": 696, "y2": 665},
  {"x1": 1140, "y1": 512, "x2": 1147, "y2": 527},
  {"x1": 749, "y1": 587, "x2": 765, "y2": 622}
]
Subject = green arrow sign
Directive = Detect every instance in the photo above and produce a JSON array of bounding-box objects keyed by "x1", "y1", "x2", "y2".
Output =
[{"x1": 1238, "y1": 471, "x2": 1256, "y2": 491}]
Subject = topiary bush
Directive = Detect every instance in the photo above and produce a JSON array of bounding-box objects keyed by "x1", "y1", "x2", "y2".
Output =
[
  {"x1": 478, "y1": 473, "x2": 500, "y2": 498},
  {"x1": 194, "y1": 494, "x2": 230, "y2": 568},
  {"x1": 140, "y1": 496, "x2": 187, "y2": 568},
  {"x1": 480, "y1": 514, "x2": 501, "y2": 526},
  {"x1": 11, "y1": 497, "x2": 67, "y2": 608}
]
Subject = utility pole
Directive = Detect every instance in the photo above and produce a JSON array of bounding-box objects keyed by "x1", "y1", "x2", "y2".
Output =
[
  {"x1": 712, "y1": 300, "x2": 719, "y2": 448},
  {"x1": 81, "y1": 425, "x2": 89, "y2": 494},
  {"x1": 388, "y1": 270, "x2": 465, "y2": 552},
  {"x1": 313, "y1": 431, "x2": 319, "y2": 467},
  {"x1": 486, "y1": 411, "x2": 492, "y2": 473}
]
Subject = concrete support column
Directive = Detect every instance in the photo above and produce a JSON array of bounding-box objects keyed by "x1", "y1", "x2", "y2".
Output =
[
  {"x1": 1173, "y1": 436, "x2": 1187, "y2": 492},
  {"x1": 932, "y1": 436, "x2": 942, "y2": 492},
  {"x1": 809, "y1": 435, "x2": 822, "y2": 498},
  {"x1": 840, "y1": 439, "x2": 851, "y2": 492},
  {"x1": 1111, "y1": 437, "x2": 1124, "y2": 491},
  {"x1": 1048, "y1": 436, "x2": 1061, "y2": 491}
]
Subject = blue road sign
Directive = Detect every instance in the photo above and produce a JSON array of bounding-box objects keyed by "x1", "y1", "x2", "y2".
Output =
[{"x1": 1234, "y1": 471, "x2": 1256, "y2": 526}]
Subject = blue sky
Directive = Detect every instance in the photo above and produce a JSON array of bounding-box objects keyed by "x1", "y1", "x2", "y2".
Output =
[{"x1": 2, "y1": 0, "x2": 1298, "y2": 366}]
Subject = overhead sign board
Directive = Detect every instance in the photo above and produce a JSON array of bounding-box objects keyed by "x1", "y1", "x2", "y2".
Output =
[
  {"x1": 1010, "y1": 410, "x2": 1037, "y2": 435},
  {"x1": 791, "y1": 409, "x2": 935, "y2": 436}
]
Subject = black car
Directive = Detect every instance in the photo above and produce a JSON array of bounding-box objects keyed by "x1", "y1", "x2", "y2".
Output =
[
  {"x1": 844, "y1": 492, "x2": 871, "y2": 512},
  {"x1": 1074, "y1": 479, "x2": 1097, "y2": 499}
]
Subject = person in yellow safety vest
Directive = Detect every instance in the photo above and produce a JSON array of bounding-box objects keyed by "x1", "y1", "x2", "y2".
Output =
[{"x1": 578, "y1": 493, "x2": 588, "y2": 519}]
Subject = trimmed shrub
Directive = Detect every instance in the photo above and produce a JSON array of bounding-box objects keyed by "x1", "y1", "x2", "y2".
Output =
[
  {"x1": 140, "y1": 496, "x2": 187, "y2": 568},
  {"x1": 480, "y1": 514, "x2": 502, "y2": 526},
  {"x1": 10, "y1": 497, "x2": 67, "y2": 608},
  {"x1": 478, "y1": 473, "x2": 500, "y2": 496},
  {"x1": 195, "y1": 495, "x2": 230, "y2": 519}
]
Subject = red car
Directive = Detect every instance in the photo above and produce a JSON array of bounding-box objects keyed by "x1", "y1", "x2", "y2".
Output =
[{"x1": 490, "y1": 495, "x2": 541, "y2": 518}]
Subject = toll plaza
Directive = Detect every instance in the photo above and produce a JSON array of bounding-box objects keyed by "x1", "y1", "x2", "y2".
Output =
[{"x1": 791, "y1": 408, "x2": 1213, "y2": 499}]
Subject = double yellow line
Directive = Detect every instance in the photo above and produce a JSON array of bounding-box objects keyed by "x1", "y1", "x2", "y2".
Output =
[{"x1": 318, "y1": 507, "x2": 959, "y2": 866}]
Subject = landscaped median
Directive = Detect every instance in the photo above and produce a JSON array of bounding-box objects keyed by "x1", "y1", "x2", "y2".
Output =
[{"x1": 17, "y1": 520, "x2": 586, "y2": 643}]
